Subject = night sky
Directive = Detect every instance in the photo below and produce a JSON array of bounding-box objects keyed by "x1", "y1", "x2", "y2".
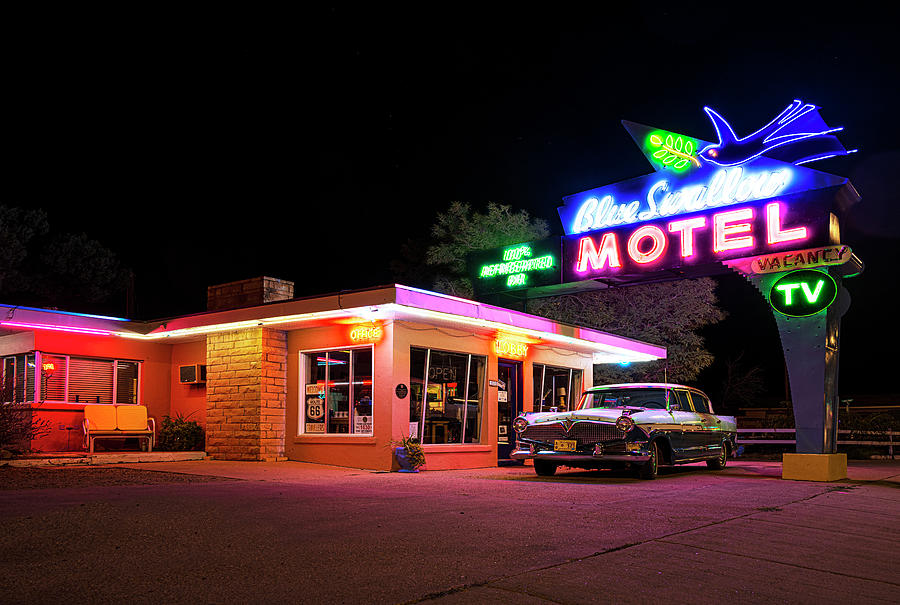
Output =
[{"x1": 7, "y1": 6, "x2": 899, "y2": 398}]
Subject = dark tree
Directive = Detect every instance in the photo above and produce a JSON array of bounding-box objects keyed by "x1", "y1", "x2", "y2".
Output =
[
  {"x1": 412, "y1": 201, "x2": 725, "y2": 385},
  {"x1": 0, "y1": 205, "x2": 131, "y2": 315}
]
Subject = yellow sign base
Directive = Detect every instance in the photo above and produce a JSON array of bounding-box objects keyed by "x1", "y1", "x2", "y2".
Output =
[{"x1": 782, "y1": 453, "x2": 847, "y2": 481}]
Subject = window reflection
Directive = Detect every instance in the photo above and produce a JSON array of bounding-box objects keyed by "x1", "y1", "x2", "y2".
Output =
[
  {"x1": 410, "y1": 347, "x2": 484, "y2": 444},
  {"x1": 532, "y1": 364, "x2": 583, "y2": 413}
]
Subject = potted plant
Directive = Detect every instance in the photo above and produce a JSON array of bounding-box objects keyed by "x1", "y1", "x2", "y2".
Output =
[{"x1": 390, "y1": 434, "x2": 426, "y2": 472}]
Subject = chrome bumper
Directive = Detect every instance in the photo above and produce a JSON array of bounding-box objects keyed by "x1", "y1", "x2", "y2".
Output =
[{"x1": 510, "y1": 447, "x2": 650, "y2": 465}]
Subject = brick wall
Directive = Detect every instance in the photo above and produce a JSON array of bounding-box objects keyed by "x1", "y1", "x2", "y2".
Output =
[
  {"x1": 205, "y1": 328, "x2": 287, "y2": 461},
  {"x1": 207, "y1": 276, "x2": 294, "y2": 311}
]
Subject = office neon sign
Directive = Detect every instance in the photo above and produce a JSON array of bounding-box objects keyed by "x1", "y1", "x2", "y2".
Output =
[{"x1": 769, "y1": 270, "x2": 837, "y2": 317}]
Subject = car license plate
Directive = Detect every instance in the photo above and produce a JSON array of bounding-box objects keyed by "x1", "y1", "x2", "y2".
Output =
[{"x1": 554, "y1": 439, "x2": 576, "y2": 451}]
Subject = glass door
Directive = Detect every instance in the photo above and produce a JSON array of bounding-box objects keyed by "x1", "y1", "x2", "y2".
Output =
[{"x1": 497, "y1": 360, "x2": 523, "y2": 464}]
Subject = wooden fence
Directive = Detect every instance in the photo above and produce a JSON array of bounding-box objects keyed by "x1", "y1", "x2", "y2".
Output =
[{"x1": 736, "y1": 429, "x2": 896, "y2": 458}]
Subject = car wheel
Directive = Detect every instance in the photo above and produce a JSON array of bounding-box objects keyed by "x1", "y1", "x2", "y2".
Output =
[
  {"x1": 706, "y1": 443, "x2": 727, "y2": 469},
  {"x1": 638, "y1": 441, "x2": 659, "y2": 480},
  {"x1": 534, "y1": 460, "x2": 558, "y2": 476}
]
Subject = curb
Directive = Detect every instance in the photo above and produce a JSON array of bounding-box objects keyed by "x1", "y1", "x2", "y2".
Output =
[{"x1": 1, "y1": 451, "x2": 207, "y2": 467}]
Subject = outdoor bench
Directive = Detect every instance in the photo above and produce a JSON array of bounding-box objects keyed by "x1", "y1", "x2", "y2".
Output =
[{"x1": 82, "y1": 404, "x2": 156, "y2": 453}]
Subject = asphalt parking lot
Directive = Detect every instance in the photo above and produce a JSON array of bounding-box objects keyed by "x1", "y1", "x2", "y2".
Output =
[{"x1": 1, "y1": 459, "x2": 897, "y2": 604}]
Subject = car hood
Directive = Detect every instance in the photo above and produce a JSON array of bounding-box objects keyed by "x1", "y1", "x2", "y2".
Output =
[{"x1": 525, "y1": 407, "x2": 650, "y2": 424}]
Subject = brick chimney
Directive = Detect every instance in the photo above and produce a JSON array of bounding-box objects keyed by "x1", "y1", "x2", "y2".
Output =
[{"x1": 207, "y1": 277, "x2": 294, "y2": 311}]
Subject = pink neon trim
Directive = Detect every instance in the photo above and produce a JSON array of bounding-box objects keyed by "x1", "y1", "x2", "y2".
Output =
[{"x1": 0, "y1": 321, "x2": 113, "y2": 336}]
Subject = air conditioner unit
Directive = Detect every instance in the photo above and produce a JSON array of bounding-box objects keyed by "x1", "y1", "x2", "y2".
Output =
[{"x1": 179, "y1": 364, "x2": 207, "y2": 384}]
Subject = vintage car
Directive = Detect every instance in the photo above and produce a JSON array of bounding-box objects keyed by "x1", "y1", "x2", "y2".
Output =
[{"x1": 511, "y1": 383, "x2": 737, "y2": 479}]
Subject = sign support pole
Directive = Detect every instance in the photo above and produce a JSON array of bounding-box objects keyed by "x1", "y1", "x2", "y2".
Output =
[{"x1": 739, "y1": 266, "x2": 851, "y2": 480}]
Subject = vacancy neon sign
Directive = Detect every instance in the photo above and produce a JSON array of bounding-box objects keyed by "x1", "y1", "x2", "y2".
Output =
[{"x1": 564, "y1": 200, "x2": 820, "y2": 279}]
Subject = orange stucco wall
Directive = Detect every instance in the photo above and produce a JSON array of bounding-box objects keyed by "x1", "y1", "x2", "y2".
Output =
[
  {"x1": 17, "y1": 331, "x2": 174, "y2": 452},
  {"x1": 170, "y1": 340, "x2": 207, "y2": 427},
  {"x1": 283, "y1": 319, "x2": 595, "y2": 471}
]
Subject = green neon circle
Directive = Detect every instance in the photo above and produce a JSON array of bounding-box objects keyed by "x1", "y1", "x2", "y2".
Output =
[{"x1": 769, "y1": 270, "x2": 837, "y2": 317}]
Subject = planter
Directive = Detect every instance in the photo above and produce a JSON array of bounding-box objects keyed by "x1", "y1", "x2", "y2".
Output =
[{"x1": 394, "y1": 446, "x2": 419, "y2": 472}]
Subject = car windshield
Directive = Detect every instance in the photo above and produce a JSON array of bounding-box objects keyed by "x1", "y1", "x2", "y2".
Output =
[{"x1": 578, "y1": 387, "x2": 669, "y2": 410}]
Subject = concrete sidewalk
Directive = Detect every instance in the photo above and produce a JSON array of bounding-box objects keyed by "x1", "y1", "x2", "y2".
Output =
[{"x1": 1, "y1": 459, "x2": 897, "y2": 604}]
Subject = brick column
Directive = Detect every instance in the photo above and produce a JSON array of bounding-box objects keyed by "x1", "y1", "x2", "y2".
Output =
[{"x1": 205, "y1": 328, "x2": 287, "y2": 461}]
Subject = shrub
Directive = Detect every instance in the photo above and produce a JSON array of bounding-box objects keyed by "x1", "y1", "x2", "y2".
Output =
[
  {"x1": 389, "y1": 434, "x2": 426, "y2": 469},
  {"x1": 156, "y1": 413, "x2": 205, "y2": 451},
  {"x1": 0, "y1": 402, "x2": 52, "y2": 453}
]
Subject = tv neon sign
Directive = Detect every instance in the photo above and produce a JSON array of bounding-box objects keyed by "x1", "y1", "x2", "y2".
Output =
[{"x1": 769, "y1": 270, "x2": 837, "y2": 317}]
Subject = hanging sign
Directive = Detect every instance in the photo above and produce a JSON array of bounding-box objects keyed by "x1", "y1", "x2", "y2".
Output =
[{"x1": 769, "y1": 270, "x2": 838, "y2": 317}]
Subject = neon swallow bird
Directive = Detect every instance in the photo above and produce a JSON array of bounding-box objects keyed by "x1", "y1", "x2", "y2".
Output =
[{"x1": 698, "y1": 100, "x2": 855, "y2": 167}]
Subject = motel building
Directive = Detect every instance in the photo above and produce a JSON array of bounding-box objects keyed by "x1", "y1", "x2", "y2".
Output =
[{"x1": 0, "y1": 278, "x2": 665, "y2": 470}]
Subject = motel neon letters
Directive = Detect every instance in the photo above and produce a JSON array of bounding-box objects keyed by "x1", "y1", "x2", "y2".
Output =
[{"x1": 567, "y1": 201, "x2": 819, "y2": 279}]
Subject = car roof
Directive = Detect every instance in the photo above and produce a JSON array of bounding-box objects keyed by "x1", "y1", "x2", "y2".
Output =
[{"x1": 585, "y1": 383, "x2": 704, "y2": 393}]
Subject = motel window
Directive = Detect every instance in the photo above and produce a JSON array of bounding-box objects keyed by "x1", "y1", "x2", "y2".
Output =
[
  {"x1": 409, "y1": 347, "x2": 485, "y2": 444},
  {"x1": 301, "y1": 347, "x2": 373, "y2": 435},
  {"x1": 0, "y1": 354, "x2": 140, "y2": 404},
  {"x1": 532, "y1": 364, "x2": 583, "y2": 413}
]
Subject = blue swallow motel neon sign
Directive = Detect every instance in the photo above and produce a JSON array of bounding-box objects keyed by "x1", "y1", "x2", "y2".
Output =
[{"x1": 558, "y1": 100, "x2": 853, "y2": 280}]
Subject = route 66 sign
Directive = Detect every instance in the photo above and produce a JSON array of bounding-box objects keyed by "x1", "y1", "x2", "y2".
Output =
[{"x1": 306, "y1": 397, "x2": 325, "y2": 420}]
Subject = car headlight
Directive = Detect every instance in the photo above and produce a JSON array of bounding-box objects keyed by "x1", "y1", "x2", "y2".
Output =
[
  {"x1": 513, "y1": 416, "x2": 529, "y2": 433},
  {"x1": 615, "y1": 416, "x2": 635, "y2": 432}
]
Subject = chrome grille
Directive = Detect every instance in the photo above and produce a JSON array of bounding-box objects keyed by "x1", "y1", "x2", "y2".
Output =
[{"x1": 521, "y1": 422, "x2": 624, "y2": 446}]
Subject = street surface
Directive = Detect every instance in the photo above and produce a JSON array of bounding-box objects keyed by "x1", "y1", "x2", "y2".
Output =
[{"x1": 1, "y1": 459, "x2": 897, "y2": 604}]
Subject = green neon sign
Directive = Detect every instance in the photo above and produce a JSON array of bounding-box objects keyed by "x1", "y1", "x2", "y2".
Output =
[
  {"x1": 470, "y1": 239, "x2": 560, "y2": 294},
  {"x1": 644, "y1": 129, "x2": 701, "y2": 173},
  {"x1": 769, "y1": 269, "x2": 837, "y2": 317}
]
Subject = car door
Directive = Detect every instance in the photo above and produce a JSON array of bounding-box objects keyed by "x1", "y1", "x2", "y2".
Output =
[
  {"x1": 670, "y1": 389, "x2": 705, "y2": 458},
  {"x1": 690, "y1": 391, "x2": 723, "y2": 454}
]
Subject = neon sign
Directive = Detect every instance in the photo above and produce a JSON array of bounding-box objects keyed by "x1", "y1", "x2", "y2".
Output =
[
  {"x1": 734, "y1": 245, "x2": 852, "y2": 275},
  {"x1": 469, "y1": 238, "x2": 561, "y2": 296},
  {"x1": 559, "y1": 102, "x2": 851, "y2": 237},
  {"x1": 769, "y1": 270, "x2": 837, "y2": 317},
  {"x1": 495, "y1": 338, "x2": 528, "y2": 358},
  {"x1": 698, "y1": 100, "x2": 854, "y2": 167},
  {"x1": 645, "y1": 130, "x2": 701, "y2": 173},
  {"x1": 564, "y1": 198, "x2": 828, "y2": 280},
  {"x1": 349, "y1": 325, "x2": 383, "y2": 342}
]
